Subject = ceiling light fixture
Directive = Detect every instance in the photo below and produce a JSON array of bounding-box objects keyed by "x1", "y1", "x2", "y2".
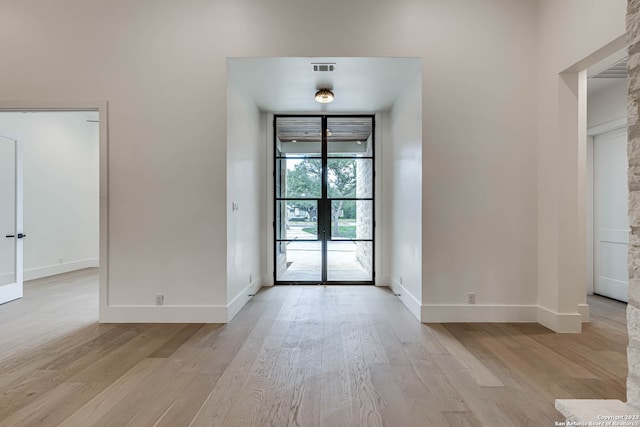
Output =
[{"x1": 315, "y1": 89, "x2": 334, "y2": 103}]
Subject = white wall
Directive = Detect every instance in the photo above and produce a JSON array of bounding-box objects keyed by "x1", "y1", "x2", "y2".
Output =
[
  {"x1": 227, "y1": 65, "x2": 266, "y2": 319},
  {"x1": 0, "y1": 0, "x2": 608, "y2": 324},
  {"x1": 0, "y1": 112, "x2": 98, "y2": 282},
  {"x1": 537, "y1": 0, "x2": 627, "y2": 331},
  {"x1": 387, "y1": 71, "x2": 423, "y2": 320},
  {"x1": 588, "y1": 80, "x2": 628, "y2": 129},
  {"x1": 420, "y1": 2, "x2": 539, "y2": 322}
]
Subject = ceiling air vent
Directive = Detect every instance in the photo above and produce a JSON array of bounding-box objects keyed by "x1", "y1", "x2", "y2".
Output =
[
  {"x1": 592, "y1": 57, "x2": 628, "y2": 79},
  {"x1": 312, "y1": 63, "x2": 336, "y2": 72}
]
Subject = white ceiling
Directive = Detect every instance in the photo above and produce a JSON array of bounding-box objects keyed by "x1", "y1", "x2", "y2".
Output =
[
  {"x1": 228, "y1": 57, "x2": 421, "y2": 113},
  {"x1": 587, "y1": 78, "x2": 625, "y2": 97}
]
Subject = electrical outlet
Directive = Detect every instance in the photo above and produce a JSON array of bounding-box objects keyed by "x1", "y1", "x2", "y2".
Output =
[
  {"x1": 468, "y1": 293, "x2": 476, "y2": 304},
  {"x1": 155, "y1": 294, "x2": 164, "y2": 306}
]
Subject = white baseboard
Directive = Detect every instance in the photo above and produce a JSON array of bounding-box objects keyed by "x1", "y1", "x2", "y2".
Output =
[
  {"x1": 578, "y1": 303, "x2": 590, "y2": 323},
  {"x1": 421, "y1": 304, "x2": 538, "y2": 323},
  {"x1": 99, "y1": 304, "x2": 229, "y2": 323},
  {"x1": 100, "y1": 280, "x2": 263, "y2": 324},
  {"x1": 24, "y1": 258, "x2": 99, "y2": 281},
  {"x1": 227, "y1": 279, "x2": 262, "y2": 321},
  {"x1": 390, "y1": 279, "x2": 421, "y2": 321},
  {"x1": 537, "y1": 305, "x2": 582, "y2": 333}
]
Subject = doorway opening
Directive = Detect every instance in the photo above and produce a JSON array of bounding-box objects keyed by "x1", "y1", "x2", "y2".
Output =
[
  {"x1": 0, "y1": 109, "x2": 103, "y2": 311},
  {"x1": 591, "y1": 127, "x2": 628, "y2": 302},
  {"x1": 274, "y1": 115, "x2": 374, "y2": 284},
  {"x1": 586, "y1": 52, "x2": 629, "y2": 304}
]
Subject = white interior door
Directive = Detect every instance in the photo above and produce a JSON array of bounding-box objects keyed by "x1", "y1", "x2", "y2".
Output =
[
  {"x1": 594, "y1": 127, "x2": 629, "y2": 302},
  {"x1": 0, "y1": 135, "x2": 23, "y2": 305}
]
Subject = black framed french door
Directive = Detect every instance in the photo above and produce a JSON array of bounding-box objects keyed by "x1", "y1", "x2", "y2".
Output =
[{"x1": 274, "y1": 115, "x2": 375, "y2": 285}]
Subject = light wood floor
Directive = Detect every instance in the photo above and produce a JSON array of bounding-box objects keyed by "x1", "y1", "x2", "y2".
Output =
[{"x1": 0, "y1": 269, "x2": 629, "y2": 426}]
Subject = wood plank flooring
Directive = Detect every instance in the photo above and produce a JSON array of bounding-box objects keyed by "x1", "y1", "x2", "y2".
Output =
[{"x1": 0, "y1": 269, "x2": 629, "y2": 426}]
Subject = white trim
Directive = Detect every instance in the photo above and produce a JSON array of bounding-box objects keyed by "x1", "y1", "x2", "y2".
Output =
[
  {"x1": 421, "y1": 304, "x2": 538, "y2": 323},
  {"x1": 0, "y1": 282, "x2": 22, "y2": 305},
  {"x1": 578, "y1": 303, "x2": 590, "y2": 322},
  {"x1": 373, "y1": 113, "x2": 383, "y2": 287},
  {"x1": 390, "y1": 279, "x2": 421, "y2": 321},
  {"x1": 586, "y1": 135, "x2": 595, "y2": 295},
  {"x1": 22, "y1": 259, "x2": 99, "y2": 281},
  {"x1": 0, "y1": 135, "x2": 23, "y2": 305},
  {"x1": 587, "y1": 117, "x2": 627, "y2": 136},
  {"x1": 265, "y1": 113, "x2": 274, "y2": 287},
  {"x1": 0, "y1": 100, "x2": 108, "y2": 322},
  {"x1": 537, "y1": 305, "x2": 582, "y2": 333},
  {"x1": 15, "y1": 138, "x2": 23, "y2": 291},
  {"x1": 227, "y1": 280, "x2": 262, "y2": 321},
  {"x1": 104, "y1": 281, "x2": 263, "y2": 323},
  {"x1": 100, "y1": 304, "x2": 228, "y2": 323}
]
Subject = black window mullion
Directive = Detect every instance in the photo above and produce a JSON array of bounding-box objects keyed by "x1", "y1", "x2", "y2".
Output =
[{"x1": 321, "y1": 115, "x2": 328, "y2": 283}]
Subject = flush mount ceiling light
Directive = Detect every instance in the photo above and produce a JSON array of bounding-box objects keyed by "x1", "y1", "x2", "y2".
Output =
[{"x1": 315, "y1": 89, "x2": 334, "y2": 103}]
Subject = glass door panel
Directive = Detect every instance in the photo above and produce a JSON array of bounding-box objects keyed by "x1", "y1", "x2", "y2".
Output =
[
  {"x1": 276, "y1": 158, "x2": 322, "y2": 199},
  {"x1": 274, "y1": 115, "x2": 374, "y2": 284},
  {"x1": 327, "y1": 116, "x2": 374, "y2": 157},
  {"x1": 276, "y1": 116, "x2": 322, "y2": 157},
  {"x1": 275, "y1": 117, "x2": 323, "y2": 282},
  {"x1": 275, "y1": 200, "x2": 319, "y2": 240},
  {"x1": 327, "y1": 241, "x2": 373, "y2": 281},
  {"x1": 330, "y1": 200, "x2": 373, "y2": 240},
  {"x1": 276, "y1": 241, "x2": 322, "y2": 282},
  {"x1": 327, "y1": 159, "x2": 373, "y2": 199}
]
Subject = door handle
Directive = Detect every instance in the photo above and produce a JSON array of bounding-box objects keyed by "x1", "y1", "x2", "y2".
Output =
[
  {"x1": 5, "y1": 235, "x2": 14, "y2": 238},
  {"x1": 5, "y1": 234, "x2": 25, "y2": 238}
]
